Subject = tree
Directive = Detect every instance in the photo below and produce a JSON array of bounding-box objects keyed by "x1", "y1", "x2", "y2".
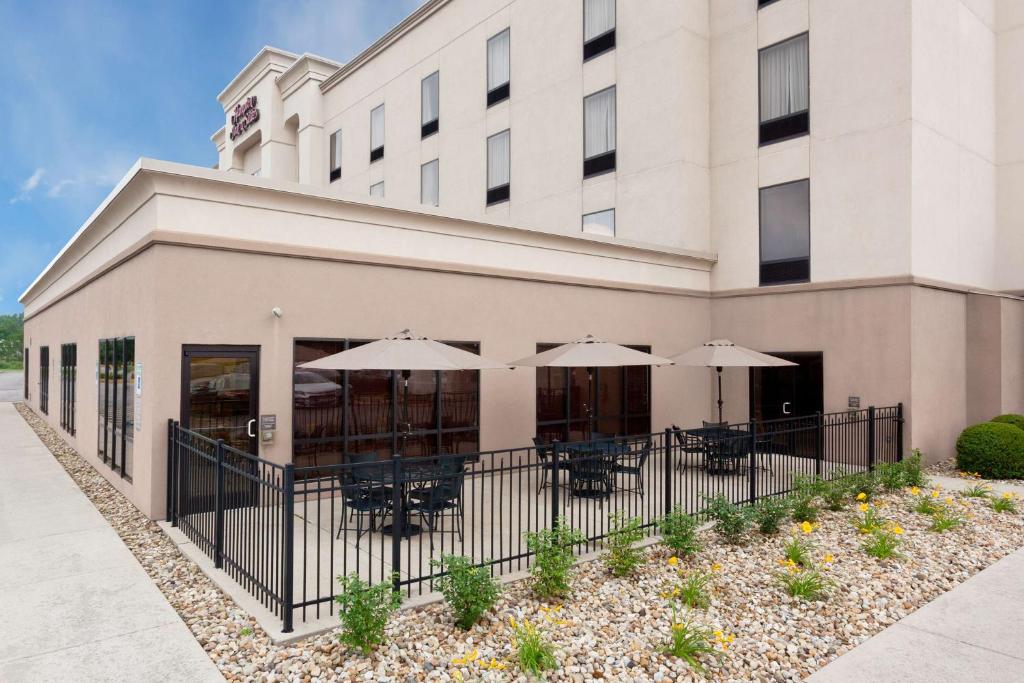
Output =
[{"x1": 0, "y1": 313, "x2": 25, "y2": 370}]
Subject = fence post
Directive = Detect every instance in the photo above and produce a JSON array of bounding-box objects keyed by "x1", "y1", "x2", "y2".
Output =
[
  {"x1": 281, "y1": 463, "x2": 295, "y2": 634},
  {"x1": 214, "y1": 439, "x2": 225, "y2": 570},
  {"x1": 867, "y1": 406, "x2": 877, "y2": 472},
  {"x1": 815, "y1": 412, "x2": 823, "y2": 478},
  {"x1": 896, "y1": 402, "x2": 905, "y2": 462},
  {"x1": 166, "y1": 419, "x2": 175, "y2": 525},
  {"x1": 748, "y1": 427, "x2": 757, "y2": 505},
  {"x1": 391, "y1": 455, "x2": 403, "y2": 594},
  {"x1": 663, "y1": 428, "x2": 673, "y2": 516},
  {"x1": 550, "y1": 442, "x2": 561, "y2": 530}
]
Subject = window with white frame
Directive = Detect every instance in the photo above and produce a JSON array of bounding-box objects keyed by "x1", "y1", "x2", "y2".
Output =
[
  {"x1": 758, "y1": 33, "x2": 809, "y2": 145},
  {"x1": 486, "y1": 130, "x2": 510, "y2": 205},
  {"x1": 421, "y1": 159, "x2": 439, "y2": 206},
  {"x1": 582, "y1": 209, "x2": 615, "y2": 237},
  {"x1": 584, "y1": 0, "x2": 616, "y2": 60},
  {"x1": 584, "y1": 86, "x2": 616, "y2": 177},
  {"x1": 329, "y1": 129, "x2": 342, "y2": 182},
  {"x1": 421, "y1": 72, "x2": 439, "y2": 138},
  {"x1": 487, "y1": 29, "x2": 510, "y2": 106},
  {"x1": 370, "y1": 181, "x2": 384, "y2": 198},
  {"x1": 370, "y1": 104, "x2": 385, "y2": 161}
]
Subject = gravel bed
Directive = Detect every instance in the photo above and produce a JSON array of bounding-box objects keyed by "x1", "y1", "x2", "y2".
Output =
[
  {"x1": 926, "y1": 457, "x2": 1024, "y2": 486},
  {"x1": 15, "y1": 403, "x2": 1024, "y2": 682}
]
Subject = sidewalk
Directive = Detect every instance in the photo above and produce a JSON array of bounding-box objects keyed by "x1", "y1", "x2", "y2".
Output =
[
  {"x1": 0, "y1": 402, "x2": 223, "y2": 682},
  {"x1": 810, "y1": 514, "x2": 1024, "y2": 681}
]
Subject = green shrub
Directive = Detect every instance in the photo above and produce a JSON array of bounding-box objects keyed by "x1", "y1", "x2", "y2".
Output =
[
  {"x1": 956, "y1": 422, "x2": 1024, "y2": 479},
  {"x1": 659, "y1": 506, "x2": 702, "y2": 555},
  {"x1": 431, "y1": 555, "x2": 501, "y2": 630},
  {"x1": 510, "y1": 617, "x2": 557, "y2": 676},
  {"x1": 753, "y1": 496, "x2": 791, "y2": 535},
  {"x1": 661, "y1": 607, "x2": 719, "y2": 673},
  {"x1": 335, "y1": 573, "x2": 401, "y2": 655},
  {"x1": 674, "y1": 570, "x2": 713, "y2": 609},
  {"x1": 847, "y1": 471, "x2": 879, "y2": 500},
  {"x1": 524, "y1": 519, "x2": 586, "y2": 599},
  {"x1": 603, "y1": 513, "x2": 646, "y2": 577},
  {"x1": 877, "y1": 452, "x2": 928, "y2": 490},
  {"x1": 789, "y1": 476, "x2": 820, "y2": 523},
  {"x1": 901, "y1": 451, "x2": 928, "y2": 487},
  {"x1": 912, "y1": 496, "x2": 941, "y2": 515},
  {"x1": 929, "y1": 508, "x2": 963, "y2": 533},
  {"x1": 704, "y1": 494, "x2": 753, "y2": 544},
  {"x1": 818, "y1": 474, "x2": 851, "y2": 511},
  {"x1": 862, "y1": 527, "x2": 903, "y2": 560},
  {"x1": 991, "y1": 414, "x2": 1024, "y2": 432},
  {"x1": 992, "y1": 492, "x2": 1020, "y2": 514}
]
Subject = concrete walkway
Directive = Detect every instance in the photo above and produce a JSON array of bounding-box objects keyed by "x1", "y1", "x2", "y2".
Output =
[
  {"x1": 0, "y1": 402, "x2": 223, "y2": 682},
  {"x1": 0, "y1": 370, "x2": 22, "y2": 403},
  {"x1": 811, "y1": 516, "x2": 1024, "y2": 681}
]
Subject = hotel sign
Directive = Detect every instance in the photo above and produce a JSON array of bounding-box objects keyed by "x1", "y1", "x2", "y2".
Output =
[{"x1": 230, "y1": 96, "x2": 260, "y2": 140}]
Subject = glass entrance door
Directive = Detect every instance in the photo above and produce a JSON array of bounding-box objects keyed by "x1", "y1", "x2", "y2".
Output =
[{"x1": 181, "y1": 346, "x2": 260, "y2": 455}]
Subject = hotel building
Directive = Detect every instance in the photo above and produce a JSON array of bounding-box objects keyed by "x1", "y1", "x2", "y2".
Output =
[{"x1": 19, "y1": 0, "x2": 1024, "y2": 519}]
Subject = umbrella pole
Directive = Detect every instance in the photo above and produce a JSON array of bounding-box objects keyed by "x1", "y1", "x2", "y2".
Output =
[
  {"x1": 400, "y1": 369, "x2": 411, "y2": 454},
  {"x1": 716, "y1": 366, "x2": 724, "y2": 423}
]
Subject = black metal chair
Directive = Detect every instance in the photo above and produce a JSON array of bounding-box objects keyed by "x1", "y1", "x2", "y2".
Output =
[
  {"x1": 612, "y1": 438, "x2": 652, "y2": 497},
  {"x1": 336, "y1": 453, "x2": 392, "y2": 539},
  {"x1": 706, "y1": 429, "x2": 749, "y2": 476},
  {"x1": 567, "y1": 444, "x2": 616, "y2": 500},
  {"x1": 533, "y1": 437, "x2": 571, "y2": 493},
  {"x1": 406, "y1": 455, "x2": 467, "y2": 541},
  {"x1": 672, "y1": 424, "x2": 706, "y2": 471}
]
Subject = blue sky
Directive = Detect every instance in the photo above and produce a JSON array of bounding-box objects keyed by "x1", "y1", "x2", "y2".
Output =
[{"x1": 0, "y1": 0, "x2": 420, "y2": 314}]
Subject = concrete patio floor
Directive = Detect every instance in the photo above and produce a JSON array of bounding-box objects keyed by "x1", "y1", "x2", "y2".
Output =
[{"x1": 0, "y1": 401, "x2": 223, "y2": 683}]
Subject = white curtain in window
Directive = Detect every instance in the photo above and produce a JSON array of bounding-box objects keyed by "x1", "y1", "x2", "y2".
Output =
[
  {"x1": 584, "y1": 87, "x2": 616, "y2": 158},
  {"x1": 759, "y1": 34, "x2": 808, "y2": 122},
  {"x1": 421, "y1": 159, "x2": 439, "y2": 206},
  {"x1": 582, "y1": 208, "x2": 615, "y2": 236},
  {"x1": 487, "y1": 130, "x2": 510, "y2": 189},
  {"x1": 329, "y1": 130, "x2": 342, "y2": 171},
  {"x1": 422, "y1": 72, "x2": 439, "y2": 125},
  {"x1": 370, "y1": 181, "x2": 384, "y2": 198},
  {"x1": 584, "y1": 0, "x2": 615, "y2": 41},
  {"x1": 370, "y1": 105, "x2": 385, "y2": 150},
  {"x1": 487, "y1": 29, "x2": 510, "y2": 90}
]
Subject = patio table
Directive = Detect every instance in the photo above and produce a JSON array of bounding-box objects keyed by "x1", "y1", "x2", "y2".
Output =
[
  {"x1": 565, "y1": 439, "x2": 627, "y2": 498},
  {"x1": 374, "y1": 457, "x2": 450, "y2": 538},
  {"x1": 682, "y1": 427, "x2": 772, "y2": 475}
]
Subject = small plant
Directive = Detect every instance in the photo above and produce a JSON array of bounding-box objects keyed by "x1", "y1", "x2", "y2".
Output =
[
  {"x1": 334, "y1": 573, "x2": 402, "y2": 655},
  {"x1": 661, "y1": 606, "x2": 719, "y2": 673},
  {"x1": 853, "y1": 503, "x2": 885, "y2": 534},
  {"x1": 524, "y1": 520, "x2": 586, "y2": 599},
  {"x1": 510, "y1": 617, "x2": 557, "y2": 676},
  {"x1": 877, "y1": 461, "x2": 906, "y2": 491},
  {"x1": 705, "y1": 494, "x2": 754, "y2": 544},
  {"x1": 961, "y1": 482, "x2": 992, "y2": 498},
  {"x1": 431, "y1": 554, "x2": 502, "y2": 630},
  {"x1": 775, "y1": 563, "x2": 830, "y2": 601},
  {"x1": 912, "y1": 496, "x2": 941, "y2": 515},
  {"x1": 992, "y1": 492, "x2": 1019, "y2": 514},
  {"x1": 782, "y1": 532, "x2": 815, "y2": 567},
  {"x1": 818, "y1": 473, "x2": 851, "y2": 511},
  {"x1": 789, "y1": 475, "x2": 819, "y2": 523},
  {"x1": 901, "y1": 451, "x2": 928, "y2": 487},
  {"x1": 603, "y1": 513, "x2": 646, "y2": 577},
  {"x1": 929, "y1": 507, "x2": 963, "y2": 532},
  {"x1": 239, "y1": 626, "x2": 254, "y2": 638},
  {"x1": 753, "y1": 496, "x2": 791, "y2": 535},
  {"x1": 659, "y1": 506, "x2": 702, "y2": 555},
  {"x1": 847, "y1": 471, "x2": 879, "y2": 500},
  {"x1": 666, "y1": 569, "x2": 713, "y2": 609},
  {"x1": 862, "y1": 526, "x2": 903, "y2": 560}
]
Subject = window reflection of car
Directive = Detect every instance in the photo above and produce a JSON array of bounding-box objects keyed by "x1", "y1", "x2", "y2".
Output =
[
  {"x1": 190, "y1": 372, "x2": 251, "y2": 398},
  {"x1": 294, "y1": 371, "x2": 343, "y2": 407}
]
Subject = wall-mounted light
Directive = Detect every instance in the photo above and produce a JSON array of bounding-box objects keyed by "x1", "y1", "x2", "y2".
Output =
[{"x1": 271, "y1": 307, "x2": 283, "y2": 318}]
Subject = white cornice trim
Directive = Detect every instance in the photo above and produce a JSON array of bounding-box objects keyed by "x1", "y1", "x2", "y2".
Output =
[{"x1": 217, "y1": 46, "x2": 298, "y2": 109}]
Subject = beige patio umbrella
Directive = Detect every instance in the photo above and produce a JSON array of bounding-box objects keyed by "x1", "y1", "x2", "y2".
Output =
[
  {"x1": 300, "y1": 329, "x2": 508, "y2": 448},
  {"x1": 669, "y1": 339, "x2": 796, "y2": 423},
  {"x1": 509, "y1": 334, "x2": 674, "y2": 368}
]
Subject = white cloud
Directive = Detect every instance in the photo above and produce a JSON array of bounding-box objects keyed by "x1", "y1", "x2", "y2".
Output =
[
  {"x1": 9, "y1": 168, "x2": 45, "y2": 203},
  {"x1": 46, "y1": 178, "x2": 75, "y2": 198}
]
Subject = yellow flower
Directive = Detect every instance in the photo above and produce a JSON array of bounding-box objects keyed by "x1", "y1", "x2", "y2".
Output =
[
  {"x1": 858, "y1": 503, "x2": 870, "y2": 513},
  {"x1": 856, "y1": 492, "x2": 867, "y2": 501},
  {"x1": 509, "y1": 617, "x2": 518, "y2": 630},
  {"x1": 711, "y1": 563, "x2": 723, "y2": 572},
  {"x1": 1003, "y1": 492, "x2": 1014, "y2": 500},
  {"x1": 823, "y1": 554, "x2": 835, "y2": 563},
  {"x1": 672, "y1": 623, "x2": 685, "y2": 631},
  {"x1": 800, "y1": 521, "x2": 815, "y2": 534},
  {"x1": 931, "y1": 490, "x2": 940, "y2": 498},
  {"x1": 668, "y1": 556, "x2": 679, "y2": 567},
  {"x1": 909, "y1": 486, "x2": 921, "y2": 496},
  {"x1": 486, "y1": 659, "x2": 507, "y2": 670},
  {"x1": 713, "y1": 630, "x2": 723, "y2": 638},
  {"x1": 945, "y1": 497, "x2": 954, "y2": 505},
  {"x1": 452, "y1": 671, "x2": 464, "y2": 682},
  {"x1": 892, "y1": 525, "x2": 904, "y2": 535}
]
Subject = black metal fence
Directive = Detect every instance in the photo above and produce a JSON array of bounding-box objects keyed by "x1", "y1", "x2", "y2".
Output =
[{"x1": 166, "y1": 404, "x2": 903, "y2": 632}]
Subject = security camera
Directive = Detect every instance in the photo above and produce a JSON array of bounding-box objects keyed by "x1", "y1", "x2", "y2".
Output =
[{"x1": 271, "y1": 307, "x2": 283, "y2": 318}]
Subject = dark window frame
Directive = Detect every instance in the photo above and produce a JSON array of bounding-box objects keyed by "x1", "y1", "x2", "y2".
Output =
[
  {"x1": 329, "y1": 129, "x2": 342, "y2": 182},
  {"x1": 291, "y1": 338, "x2": 482, "y2": 476},
  {"x1": 23, "y1": 348, "x2": 28, "y2": 399},
  {"x1": 583, "y1": 0, "x2": 616, "y2": 61},
  {"x1": 758, "y1": 0, "x2": 783, "y2": 8},
  {"x1": 757, "y1": 32, "x2": 810, "y2": 147},
  {"x1": 97, "y1": 336, "x2": 134, "y2": 481},
  {"x1": 39, "y1": 346, "x2": 49, "y2": 414},
  {"x1": 60, "y1": 343, "x2": 77, "y2": 435},
  {"x1": 758, "y1": 178, "x2": 811, "y2": 286}
]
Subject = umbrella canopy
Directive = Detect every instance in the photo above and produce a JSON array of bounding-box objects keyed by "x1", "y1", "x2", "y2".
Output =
[
  {"x1": 510, "y1": 334, "x2": 674, "y2": 367},
  {"x1": 669, "y1": 339, "x2": 796, "y2": 423},
  {"x1": 299, "y1": 329, "x2": 509, "y2": 371},
  {"x1": 669, "y1": 339, "x2": 797, "y2": 368}
]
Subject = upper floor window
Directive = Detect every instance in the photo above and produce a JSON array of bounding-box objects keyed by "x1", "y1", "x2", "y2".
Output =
[
  {"x1": 583, "y1": 208, "x2": 615, "y2": 237},
  {"x1": 421, "y1": 159, "x2": 439, "y2": 206},
  {"x1": 329, "y1": 129, "x2": 342, "y2": 182},
  {"x1": 421, "y1": 72, "x2": 440, "y2": 138},
  {"x1": 584, "y1": 0, "x2": 616, "y2": 61},
  {"x1": 487, "y1": 29, "x2": 510, "y2": 107},
  {"x1": 759, "y1": 179, "x2": 810, "y2": 285},
  {"x1": 487, "y1": 129, "x2": 510, "y2": 205},
  {"x1": 370, "y1": 181, "x2": 385, "y2": 198},
  {"x1": 370, "y1": 104, "x2": 385, "y2": 162},
  {"x1": 759, "y1": 33, "x2": 809, "y2": 146},
  {"x1": 584, "y1": 86, "x2": 616, "y2": 177}
]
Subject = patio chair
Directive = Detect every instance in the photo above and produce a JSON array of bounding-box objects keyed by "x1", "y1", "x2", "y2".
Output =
[
  {"x1": 612, "y1": 438, "x2": 652, "y2": 497},
  {"x1": 567, "y1": 445, "x2": 616, "y2": 500},
  {"x1": 407, "y1": 455, "x2": 467, "y2": 541},
  {"x1": 335, "y1": 452, "x2": 392, "y2": 539},
  {"x1": 672, "y1": 424, "x2": 705, "y2": 472},
  {"x1": 533, "y1": 437, "x2": 570, "y2": 493}
]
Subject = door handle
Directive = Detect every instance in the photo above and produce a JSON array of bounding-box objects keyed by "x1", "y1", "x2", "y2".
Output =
[
  {"x1": 247, "y1": 419, "x2": 256, "y2": 438},
  {"x1": 782, "y1": 402, "x2": 792, "y2": 415}
]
